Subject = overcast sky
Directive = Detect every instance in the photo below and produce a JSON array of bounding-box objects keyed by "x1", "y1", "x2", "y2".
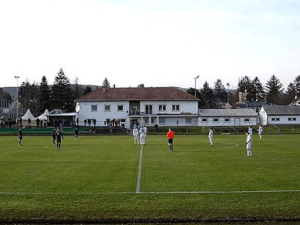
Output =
[{"x1": 1, "y1": 0, "x2": 300, "y2": 90}]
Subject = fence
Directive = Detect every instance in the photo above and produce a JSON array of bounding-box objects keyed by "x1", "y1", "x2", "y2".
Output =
[{"x1": 1, "y1": 125, "x2": 300, "y2": 136}]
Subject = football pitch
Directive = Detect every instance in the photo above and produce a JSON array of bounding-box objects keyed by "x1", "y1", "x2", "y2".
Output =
[{"x1": 0, "y1": 133, "x2": 300, "y2": 223}]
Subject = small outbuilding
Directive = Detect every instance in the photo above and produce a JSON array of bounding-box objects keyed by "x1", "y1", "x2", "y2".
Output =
[
  {"x1": 259, "y1": 105, "x2": 300, "y2": 125},
  {"x1": 47, "y1": 109, "x2": 78, "y2": 127},
  {"x1": 199, "y1": 108, "x2": 258, "y2": 127}
]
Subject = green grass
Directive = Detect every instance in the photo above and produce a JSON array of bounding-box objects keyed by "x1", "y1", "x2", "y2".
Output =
[{"x1": 0, "y1": 134, "x2": 300, "y2": 223}]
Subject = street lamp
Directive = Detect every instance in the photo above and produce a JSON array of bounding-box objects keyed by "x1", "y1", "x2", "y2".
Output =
[
  {"x1": 226, "y1": 83, "x2": 230, "y2": 105},
  {"x1": 194, "y1": 75, "x2": 199, "y2": 96},
  {"x1": 15, "y1": 76, "x2": 19, "y2": 119}
]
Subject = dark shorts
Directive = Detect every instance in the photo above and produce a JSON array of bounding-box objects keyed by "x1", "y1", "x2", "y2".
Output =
[{"x1": 168, "y1": 139, "x2": 173, "y2": 144}]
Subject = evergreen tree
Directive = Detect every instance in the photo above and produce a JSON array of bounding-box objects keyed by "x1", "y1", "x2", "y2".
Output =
[
  {"x1": 199, "y1": 81, "x2": 214, "y2": 109},
  {"x1": 293, "y1": 75, "x2": 300, "y2": 97},
  {"x1": 51, "y1": 68, "x2": 74, "y2": 112},
  {"x1": 247, "y1": 76, "x2": 264, "y2": 102},
  {"x1": 19, "y1": 80, "x2": 39, "y2": 115},
  {"x1": 102, "y1": 77, "x2": 110, "y2": 88},
  {"x1": 37, "y1": 76, "x2": 51, "y2": 115},
  {"x1": 186, "y1": 88, "x2": 200, "y2": 99},
  {"x1": 0, "y1": 88, "x2": 12, "y2": 108},
  {"x1": 265, "y1": 74, "x2": 283, "y2": 104},
  {"x1": 238, "y1": 76, "x2": 252, "y2": 93},
  {"x1": 286, "y1": 82, "x2": 297, "y2": 103},
  {"x1": 213, "y1": 79, "x2": 227, "y2": 104},
  {"x1": 83, "y1": 85, "x2": 93, "y2": 95}
]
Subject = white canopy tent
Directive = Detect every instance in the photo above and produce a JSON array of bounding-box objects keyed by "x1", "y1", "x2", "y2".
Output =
[
  {"x1": 37, "y1": 109, "x2": 50, "y2": 120},
  {"x1": 21, "y1": 109, "x2": 36, "y2": 121}
]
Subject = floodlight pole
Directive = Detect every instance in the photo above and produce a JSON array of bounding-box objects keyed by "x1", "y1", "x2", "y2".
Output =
[
  {"x1": 227, "y1": 83, "x2": 230, "y2": 105},
  {"x1": 15, "y1": 76, "x2": 19, "y2": 119},
  {"x1": 194, "y1": 75, "x2": 199, "y2": 96}
]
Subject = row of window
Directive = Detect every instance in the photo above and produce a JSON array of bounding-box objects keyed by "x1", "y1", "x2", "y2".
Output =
[
  {"x1": 271, "y1": 117, "x2": 297, "y2": 121},
  {"x1": 158, "y1": 104, "x2": 180, "y2": 111},
  {"x1": 91, "y1": 105, "x2": 124, "y2": 112},
  {"x1": 201, "y1": 118, "x2": 251, "y2": 122},
  {"x1": 158, "y1": 118, "x2": 192, "y2": 125},
  {"x1": 91, "y1": 104, "x2": 180, "y2": 112}
]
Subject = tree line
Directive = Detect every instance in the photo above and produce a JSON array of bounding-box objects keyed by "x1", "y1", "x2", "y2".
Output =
[
  {"x1": 2, "y1": 69, "x2": 300, "y2": 117},
  {"x1": 187, "y1": 74, "x2": 300, "y2": 108},
  {"x1": 14, "y1": 69, "x2": 113, "y2": 117}
]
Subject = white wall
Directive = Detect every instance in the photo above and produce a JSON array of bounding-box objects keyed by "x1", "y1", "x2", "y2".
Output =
[
  {"x1": 77, "y1": 100, "x2": 199, "y2": 128},
  {"x1": 77, "y1": 101, "x2": 129, "y2": 126},
  {"x1": 267, "y1": 115, "x2": 300, "y2": 125},
  {"x1": 198, "y1": 117, "x2": 257, "y2": 127},
  {"x1": 140, "y1": 100, "x2": 198, "y2": 115}
]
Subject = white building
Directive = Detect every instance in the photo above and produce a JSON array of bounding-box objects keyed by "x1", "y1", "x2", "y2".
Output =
[
  {"x1": 75, "y1": 87, "x2": 199, "y2": 129},
  {"x1": 199, "y1": 108, "x2": 258, "y2": 127},
  {"x1": 259, "y1": 105, "x2": 300, "y2": 125}
]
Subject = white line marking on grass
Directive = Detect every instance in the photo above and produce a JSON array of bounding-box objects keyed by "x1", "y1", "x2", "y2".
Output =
[
  {"x1": 1, "y1": 190, "x2": 300, "y2": 196},
  {"x1": 140, "y1": 190, "x2": 300, "y2": 194},
  {"x1": 136, "y1": 145, "x2": 143, "y2": 194}
]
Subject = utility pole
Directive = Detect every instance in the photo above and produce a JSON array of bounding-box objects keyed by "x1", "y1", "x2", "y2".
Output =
[
  {"x1": 194, "y1": 75, "x2": 199, "y2": 97},
  {"x1": 15, "y1": 76, "x2": 19, "y2": 119}
]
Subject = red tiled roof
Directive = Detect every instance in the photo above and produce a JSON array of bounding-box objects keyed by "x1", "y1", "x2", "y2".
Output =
[{"x1": 76, "y1": 87, "x2": 198, "y2": 101}]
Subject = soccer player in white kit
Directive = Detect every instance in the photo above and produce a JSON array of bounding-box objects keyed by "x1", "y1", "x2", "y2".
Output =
[
  {"x1": 257, "y1": 125, "x2": 263, "y2": 139},
  {"x1": 246, "y1": 132, "x2": 253, "y2": 157},
  {"x1": 140, "y1": 125, "x2": 147, "y2": 136},
  {"x1": 208, "y1": 128, "x2": 213, "y2": 146},
  {"x1": 133, "y1": 127, "x2": 139, "y2": 144},
  {"x1": 140, "y1": 132, "x2": 146, "y2": 150},
  {"x1": 248, "y1": 126, "x2": 253, "y2": 136}
]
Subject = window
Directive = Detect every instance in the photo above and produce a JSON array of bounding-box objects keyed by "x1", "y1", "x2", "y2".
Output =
[
  {"x1": 276, "y1": 118, "x2": 280, "y2": 121},
  {"x1": 225, "y1": 118, "x2": 230, "y2": 122},
  {"x1": 288, "y1": 118, "x2": 296, "y2": 121},
  {"x1": 213, "y1": 119, "x2": 219, "y2": 122},
  {"x1": 186, "y1": 118, "x2": 192, "y2": 124},
  {"x1": 159, "y1": 118, "x2": 165, "y2": 125},
  {"x1": 202, "y1": 118, "x2": 207, "y2": 122},
  {"x1": 145, "y1": 105, "x2": 152, "y2": 114},
  {"x1": 172, "y1": 105, "x2": 180, "y2": 111},
  {"x1": 244, "y1": 119, "x2": 250, "y2": 122},
  {"x1": 159, "y1": 105, "x2": 167, "y2": 111},
  {"x1": 91, "y1": 105, "x2": 97, "y2": 111},
  {"x1": 104, "y1": 105, "x2": 110, "y2": 111},
  {"x1": 117, "y1": 105, "x2": 122, "y2": 111}
]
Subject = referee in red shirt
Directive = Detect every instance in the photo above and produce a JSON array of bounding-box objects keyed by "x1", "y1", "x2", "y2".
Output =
[{"x1": 166, "y1": 128, "x2": 175, "y2": 151}]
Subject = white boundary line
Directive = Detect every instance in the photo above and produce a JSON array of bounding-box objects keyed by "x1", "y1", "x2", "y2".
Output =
[
  {"x1": 139, "y1": 190, "x2": 300, "y2": 194},
  {"x1": 136, "y1": 145, "x2": 143, "y2": 193},
  {"x1": 1, "y1": 190, "x2": 300, "y2": 196}
]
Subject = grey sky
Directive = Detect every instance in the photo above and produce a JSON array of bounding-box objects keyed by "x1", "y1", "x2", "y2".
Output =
[{"x1": 1, "y1": 0, "x2": 299, "y2": 90}]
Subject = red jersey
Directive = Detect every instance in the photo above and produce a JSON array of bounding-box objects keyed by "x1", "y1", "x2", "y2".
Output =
[{"x1": 166, "y1": 130, "x2": 175, "y2": 139}]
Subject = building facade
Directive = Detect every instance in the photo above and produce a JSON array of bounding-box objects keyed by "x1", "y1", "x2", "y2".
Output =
[
  {"x1": 75, "y1": 87, "x2": 199, "y2": 129},
  {"x1": 199, "y1": 109, "x2": 258, "y2": 127},
  {"x1": 259, "y1": 105, "x2": 300, "y2": 125}
]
